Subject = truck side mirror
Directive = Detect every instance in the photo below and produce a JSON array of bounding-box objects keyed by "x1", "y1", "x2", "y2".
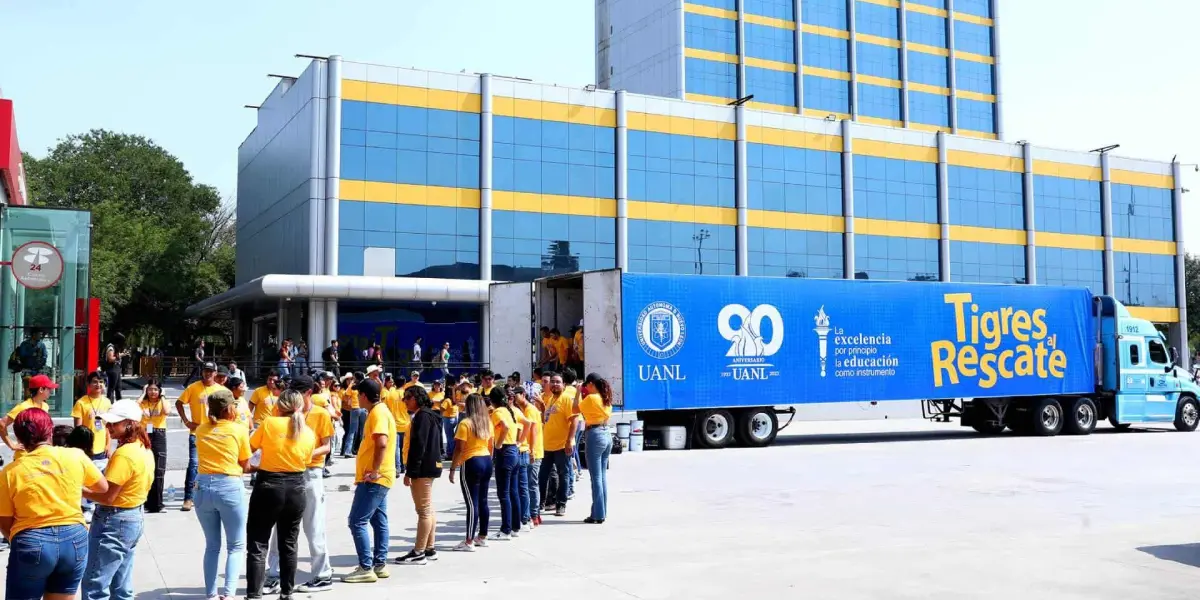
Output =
[{"x1": 1170, "y1": 346, "x2": 1179, "y2": 365}]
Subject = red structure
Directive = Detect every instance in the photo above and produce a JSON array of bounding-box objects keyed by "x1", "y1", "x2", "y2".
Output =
[
  {"x1": 0, "y1": 99, "x2": 27, "y2": 206},
  {"x1": 76, "y1": 298, "x2": 101, "y2": 373}
]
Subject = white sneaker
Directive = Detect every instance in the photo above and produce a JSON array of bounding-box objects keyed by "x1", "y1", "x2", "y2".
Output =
[
  {"x1": 452, "y1": 541, "x2": 475, "y2": 552},
  {"x1": 488, "y1": 532, "x2": 510, "y2": 541},
  {"x1": 510, "y1": 530, "x2": 520, "y2": 538},
  {"x1": 474, "y1": 537, "x2": 488, "y2": 547}
]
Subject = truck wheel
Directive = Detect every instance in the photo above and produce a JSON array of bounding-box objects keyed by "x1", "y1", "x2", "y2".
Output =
[
  {"x1": 1029, "y1": 397, "x2": 1064, "y2": 436},
  {"x1": 694, "y1": 410, "x2": 736, "y2": 449},
  {"x1": 1174, "y1": 396, "x2": 1200, "y2": 432},
  {"x1": 1107, "y1": 416, "x2": 1132, "y2": 431},
  {"x1": 736, "y1": 409, "x2": 778, "y2": 447},
  {"x1": 1061, "y1": 397, "x2": 1097, "y2": 435}
]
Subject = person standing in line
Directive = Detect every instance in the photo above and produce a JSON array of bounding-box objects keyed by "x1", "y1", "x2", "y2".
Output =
[
  {"x1": 193, "y1": 389, "x2": 252, "y2": 600},
  {"x1": 339, "y1": 374, "x2": 361, "y2": 458},
  {"x1": 513, "y1": 386, "x2": 543, "y2": 528},
  {"x1": 432, "y1": 379, "x2": 456, "y2": 460},
  {"x1": 448, "y1": 393, "x2": 493, "y2": 552},
  {"x1": 250, "y1": 371, "x2": 280, "y2": 431},
  {"x1": 486, "y1": 386, "x2": 522, "y2": 541},
  {"x1": 74, "y1": 372, "x2": 113, "y2": 523},
  {"x1": 82, "y1": 399, "x2": 155, "y2": 600},
  {"x1": 175, "y1": 362, "x2": 224, "y2": 512},
  {"x1": 245, "y1": 390, "x2": 320, "y2": 600},
  {"x1": 184, "y1": 340, "x2": 206, "y2": 386},
  {"x1": 393, "y1": 385, "x2": 444, "y2": 565},
  {"x1": 16, "y1": 328, "x2": 49, "y2": 375},
  {"x1": 315, "y1": 372, "x2": 340, "y2": 478},
  {"x1": 383, "y1": 374, "x2": 410, "y2": 474},
  {"x1": 539, "y1": 372, "x2": 578, "y2": 517},
  {"x1": 138, "y1": 379, "x2": 169, "y2": 514},
  {"x1": 343, "y1": 379, "x2": 395, "y2": 584},
  {"x1": 576, "y1": 373, "x2": 614, "y2": 524},
  {"x1": 537, "y1": 327, "x2": 556, "y2": 370},
  {"x1": 1, "y1": 374, "x2": 55, "y2": 459},
  {"x1": 439, "y1": 342, "x2": 451, "y2": 381},
  {"x1": 560, "y1": 367, "x2": 583, "y2": 498},
  {"x1": 0, "y1": 408, "x2": 109, "y2": 600}
]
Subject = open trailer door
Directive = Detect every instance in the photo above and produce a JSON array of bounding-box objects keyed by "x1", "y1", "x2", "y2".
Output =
[{"x1": 488, "y1": 282, "x2": 534, "y2": 379}]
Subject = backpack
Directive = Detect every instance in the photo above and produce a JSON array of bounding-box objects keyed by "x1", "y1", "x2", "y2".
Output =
[{"x1": 7, "y1": 349, "x2": 21, "y2": 372}]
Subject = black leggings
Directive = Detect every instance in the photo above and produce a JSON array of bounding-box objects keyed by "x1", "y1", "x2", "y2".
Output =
[
  {"x1": 145, "y1": 429, "x2": 167, "y2": 512},
  {"x1": 245, "y1": 471, "x2": 306, "y2": 596}
]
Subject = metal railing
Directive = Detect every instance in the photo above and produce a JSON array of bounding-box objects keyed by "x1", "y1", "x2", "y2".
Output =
[{"x1": 138, "y1": 356, "x2": 491, "y2": 386}]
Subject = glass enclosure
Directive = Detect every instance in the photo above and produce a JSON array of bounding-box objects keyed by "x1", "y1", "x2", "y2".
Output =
[{"x1": 0, "y1": 206, "x2": 92, "y2": 417}]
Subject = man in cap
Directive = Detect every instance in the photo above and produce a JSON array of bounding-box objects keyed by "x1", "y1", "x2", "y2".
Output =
[
  {"x1": 175, "y1": 361, "x2": 224, "y2": 511},
  {"x1": 215, "y1": 365, "x2": 231, "y2": 387},
  {"x1": 342, "y1": 378, "x2": 396, "y2": 584}
]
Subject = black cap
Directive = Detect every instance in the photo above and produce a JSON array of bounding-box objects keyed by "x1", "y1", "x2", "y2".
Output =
[
  {"x1": 357, "y1": 378, "x2": 382, "y2": 404},
  {"x1": 217, "y1": 366, "x2": 230, "y2": 376},
  {"x1": 288, "y1": 375, "x2": 315, "y2": 393},
  {"x1": 202, "y1": 362, "x2": 217, "y2": 371}
]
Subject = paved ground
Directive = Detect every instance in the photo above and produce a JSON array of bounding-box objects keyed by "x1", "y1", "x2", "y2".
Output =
[{"x1": 6, "y1": 417, "x2": 1200, "y2": 598}]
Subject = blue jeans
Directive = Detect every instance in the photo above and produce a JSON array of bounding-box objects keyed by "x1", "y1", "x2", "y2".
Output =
[
  {"x1": 185, "y1": 435, "x2": 198, "y2": 501},
  {"x1": 569, "y1": 428, "x2": 584, "y2": 495},
  {"x1": 538, "y1": 449, "x2": 570, "y2": 509},
  {"x1": 194, "y1": 474, "x2": 247, "y2": 599},
  {"x1": 351, "y1": 408, "x2": 367, "y2": 455},
  {"x1": 527, "y1": 458, "x2": 542, "y2": 519},
  {"x1": 341, "y1": 408, "x2": 363, "y2": 456},
  {"x1": 395, "y1": 432, "x2": 406, "y2": 474},
  {"x1": 517, "y1": 452, "x2": 531, "y2": 523},
  {"x1": 6, "y1": 525, "x2": 89, "y2": 600},
  {"x1": 493, "y1": 445, "x2": 520, "y2": 534},
  {"x1": 348, "y1": 482, "x2": 390, "y2": 569},
  {"x1": 82, "y1": 506, "x2": 143, "y2": 600},
  {"x1": 460, "y1": 455, "x2": 492, "y2": 540},
  {"x1": 585, "y1": 427, "x2": 613, "y2": 521},
  {"x1": 442, "y1": 416, "x2": 458, "y2": 458}
]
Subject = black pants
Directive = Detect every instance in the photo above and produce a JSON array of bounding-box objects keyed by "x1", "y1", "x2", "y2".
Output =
[
  {"x1": 539, "y1": 449, "x2": 570, "y2": 509},
  {"x1": 183, "y1": 362, "x2": 201, "y2": 386},
  {"x1": 245, "y1": 471, "x2": 307, "y2": 597},
  {"x1": 105, "y1": 368, "x2": 122, "y2": 401},
  {"x1": 145, "y1": 429, "x2": 168, "y2": 512}
]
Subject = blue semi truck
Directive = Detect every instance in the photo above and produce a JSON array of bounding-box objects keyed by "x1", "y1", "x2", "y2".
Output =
[{"x1": 487, "y1": 270, "x2": 1198, "y2": 448}]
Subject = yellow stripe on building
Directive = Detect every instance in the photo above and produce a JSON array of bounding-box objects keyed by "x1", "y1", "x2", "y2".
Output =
[
  {"x1": 1125, "y1": 306, "x2": 1180, "y2": 323},
  {"x1": 747, "y1": 211, "x2": 845, "y2": 232},
  {"x1": 855, "y1": 139, "x2": 936, "y2": 163},
  {"x1": 685, "y1": 92, "x2": 734, "y2": 106},
  {"x1": 800, "y1": 24, "x2": 851, "y2": 40},
  {"x1": 956, "y1": 51, "x2": 996, "y2": 65},
  {"x1": 947, "y1": 150, "x2": 1021, "y2": 173},
  {"x1": 745, "y1": 56, "x2": 797, "y2": 72},
  {"x1": 1033, "y1": 160, "x2": 1101, "y2": 181},
  {"x1": 627, "y1": 112, "x2": 737, "y2": 140},
  {"x1": 340, "y1": 181, "x2": 482, "y2": 209},
  {"x1": 860, "y1": 0, "x2": 900, "y2": 8},
  {"x1": 682, "y1": 2, "x2": 737, "y2": 20},
  {"x1": 909, "y1": 82, "x2": 951, "y2": 96},
  {"x1": 493, "y1": 191, "x2": 618, "y2": 218},
  {"x1": 949, "y1": 225, "x2": 1024, "y2": 245},
  {"x1": 744, "y1": 13, "x2": 795, "y2": 30},
  {"x1": 342, "y1": 80, "x2": 482, "y2": 113},
  {"x1": 858, "y1": 74, "x2": 903, "y2": 89},
  {"x1": 1113, "y1": 238, "x2": 1177, "y2": 256},
  {"x1": 958, "y1": 89, "x2": 996, "y2": 103},
  {"x1": 492, "y1": 97, "x2": 617, "y2": 128},
  {"x1": 858, "y1": 33, "x2": 902, "y2": 49},
  {"x1": 1035, "y1": 231, "x2": 1104, "y2": 251},
  {"x1": 801, "y1": 66, "x2": 852, "y2": 81},
  {"x1": 907, "y1": 3, "x2": 948, "y2": 18},
  {"x1": 954, "y1": 12, "x2": 994, "y2": 26},
  {"x1": 1111, "y1": 169, "x2": 1174, "y2": 189},
  {"x1": 855, "y1": 218, "x2": 940, "y2": 239},
  {"x1": 908, "y1": 42, "x2": 950, "y2": 57},
  {"x1": 746, "y1": 101, "x2": 799, "y2": 114},
  {"x1": 684, "y1": 47, "x2": 738, "y2": 64},
  {"x1": 957, "y1": 130, "x2": 999, "y2": 140},
  {"x1": 858, "y1": 115, "x2": 904, "y2": 128},
  {"x1": 746, "y1": 126, "x2": 841, "y2": 151},
  {"x1": 627, "y1": 201, "x2": 738, "y2": 226}
]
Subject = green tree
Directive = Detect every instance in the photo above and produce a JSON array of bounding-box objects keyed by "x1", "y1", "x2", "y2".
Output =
[
  {"x1": 1187, "y1": 254, "x2": 1200, "y2": 353},
  {"x1": 22, "y1": 130, "x2": 234, "y2": 342}
]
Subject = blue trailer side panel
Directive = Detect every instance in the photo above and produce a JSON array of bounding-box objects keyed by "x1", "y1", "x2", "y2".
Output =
[{"x1": 621, "y1": 274, "x2": 1096, "y2": 411}]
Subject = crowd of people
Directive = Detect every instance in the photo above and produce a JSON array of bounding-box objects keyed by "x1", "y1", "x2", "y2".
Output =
[{"x1": 0, "y1": 356, "x2": 615, "y2": 600}]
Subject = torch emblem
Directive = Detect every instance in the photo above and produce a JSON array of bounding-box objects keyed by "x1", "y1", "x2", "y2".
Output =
[{"x1": 814, "y1": 306, "x2": 831, "y2": 377}]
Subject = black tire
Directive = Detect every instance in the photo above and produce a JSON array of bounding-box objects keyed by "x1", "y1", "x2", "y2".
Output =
[
  {"x1": 970, "y1": 421, "x2": 1005, "y2": 435},
  {"x1": 693, "y1": 409, "x2": 736, "y2": 449},
  {"x1": 1061, "y1": 397, "x2": 1098, "y2": 435},
  {"x1": 1174, "y1": 396, "x2": 1200, "y2": 432},
  {"x1": 1108, "y1": 415, "x2": 1132, "y2": 431},
  {"x1": 736, "y1": 408, "x2": 779, "y2": 447},
  {"x1": 1029, "y1": 397, "x2": 1065, "y2": 436}
]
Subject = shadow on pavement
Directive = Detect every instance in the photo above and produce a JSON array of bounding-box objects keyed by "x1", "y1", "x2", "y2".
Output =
[
  {"x1": 1137, "y1": 544, "x2": 1200, "y2": 568},
  {"x1": 773, "y1": 429, "x2": 980, "y2": 447},
  {"x1": 135, "y1": 587, "x2": 206, "y2": 600}
]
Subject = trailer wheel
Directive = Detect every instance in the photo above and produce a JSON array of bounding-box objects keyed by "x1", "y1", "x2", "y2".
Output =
[
  {"x1": 1174, "y1": 396, "x2": 1200, "y2": 432},
  {"x1": 1061, "y1": 397, "x2": 1097, "y2": 435},
  {"x1": 736, "y1": 409, "x2": 778, "y2": 447},
  {"x1": 694, "y1": 410, "x2": 736, "y2": 449},
  {"x1": 1029, "y1": 397, "x2": 1064, "y2": 436}
]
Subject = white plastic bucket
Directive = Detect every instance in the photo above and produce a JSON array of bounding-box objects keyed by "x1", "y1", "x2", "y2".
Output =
[
  {"x1": 616, "y1": 422, "x2": 632, "y2": 451},
  {"x1": 630, "y1": 420, "x2": 644, "y2": 435},
  {"x1": 629, "y1": 432, "x2": 644, "y2": 452}
]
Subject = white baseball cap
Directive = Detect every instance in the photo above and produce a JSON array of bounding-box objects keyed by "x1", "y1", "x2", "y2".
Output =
[
  {"x1": 99, "y1": 399, "x2": 143, "y2": 424},
  {"x1": 366, "y1": 365, "x2": 382, "y2": 375}
]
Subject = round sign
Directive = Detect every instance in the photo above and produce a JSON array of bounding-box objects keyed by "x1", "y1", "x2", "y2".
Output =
[{"x1": 11, "y1": 241, "x2": 64, "y2": 290}]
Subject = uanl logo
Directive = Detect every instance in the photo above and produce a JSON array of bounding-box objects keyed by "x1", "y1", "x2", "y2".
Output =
[
  {"x1": 718, "y1": 303, "x2": 784, "y2": 381},
  {"x1": 635, "y1": 301, "x2": 687, "y2": 382}
]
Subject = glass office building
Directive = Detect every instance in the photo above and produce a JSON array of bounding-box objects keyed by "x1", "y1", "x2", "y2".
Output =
[
  {"x1": 190, "y1": 57, "x2": 1184, "y2": 367},
  {"x1": 597, "y1": 0, "x2": 1003, "y2": 139}
]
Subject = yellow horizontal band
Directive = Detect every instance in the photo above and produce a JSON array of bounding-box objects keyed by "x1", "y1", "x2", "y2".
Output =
[
  {"x1": 947, "y1": 150, "x2": 1021, "y2": 172},
  {"x1": 745, "y1": 101, "x2": 798, "y2": 114},
  {"x1": 956, "y1": 130, "x2": 999, "y2": 140},
  {"x1": 1033, "y1": 160, "x2": 1101, "y2": 181},
  {"x1": 745, "y1": 56, "x2": 797, "y2": 72},
  {"x1": 627, "y1": 201, "x2": 737, "y2": 226},
  {"x1": 1112, "y1": 169, "x2": 1174, "y2": 189},
  {"x1": 1125, "y1": 306, "x2": 1180, "y2": 323},
  {"x1": 858, "y1": 74, "x2": 902, "y2": 89},
  {"x1": 910, "y1": 122, "x2": 952, "y2": 134},
  {"x1": 493, "y1": 191, "x2": 617, "y2": 218},
  {"x1": 747, "y1": 126, "x2": 841, "y2": 151},
  {"x1": 802, "y1": 66, "x2": 851, "y2": 81},
  {"x1": 341, "y1": 181, "x2": 482, "y2": 209},
  {"x1": 801, "y1": 23, "x2": 850, "y2": 40},
  {"x1": 958, "y1": 89, "x2": 996, "y2": 103},
  {"x1": 908, "y1": 4, "x2": 947, "y2": 18},
  {"x1": 861, "y1": 0, "x2": 900, "y2": 7},
  {"x1": 342, "y1": 80, "x2": 481, "y2": 113},
  {"x1": 628, "y1": 111, "x2": 737, "y2": 140},
  {"x1": 908, "y1": 42, "x2": 950, "y2": 57},
  {"x1": 744, "y1": 13, "x2": 795, "y2": 30},
  {"x1": 954, "y1": 12, "x2": 994, "y2": 26},
  {"x1": 856, "y1": 217, "x2": 940, "y2": 239},
  {"x1": 909, "y1": 82, "x2": 951, "y2": 96},
  {"x1": 956, "y1": 51, "x2": 995, "y2": 65},
  {"x1": 685, "y1": 47, "x2": 738, "y2": 64},
  {"x1": 949, "y1": 225, "x2": 1024, "y2": 245},
  {"x1": 492, "y1": 97, "x2": 617, "y2": 128},
  {"x1": 855, "y1": 139, "x2": 936, "y2": 163},
  {"x1": 1113, "y1": 238, "x2": 1177, "y2": 256},
  {"x1": 858, "y1": 33, "x2": 901, "y2": 49},
  {"x1": 684, "y1": 92, "x2": 734, "y2": 106},
  {"x1": 747, "y1": 211, "x2": 845, "y2": 232},
  {"x1": 1035, "y1": 231, "x2": 1104, "y2": 251},
  {"x1": 683, "y1": 2, "x2": 736, "y2": 20},
  {"x1": 858, "y1": 115, "x2": 904, "y2": 128}
]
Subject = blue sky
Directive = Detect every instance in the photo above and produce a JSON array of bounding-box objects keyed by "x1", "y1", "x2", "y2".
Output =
[{"x1": 3, "y1": 0, "x2": 1197, "y2": 245}]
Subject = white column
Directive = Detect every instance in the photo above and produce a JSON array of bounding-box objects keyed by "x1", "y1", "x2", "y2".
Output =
[{"x1": 841, "y1": 119, "x2": 855, "y2": 278}]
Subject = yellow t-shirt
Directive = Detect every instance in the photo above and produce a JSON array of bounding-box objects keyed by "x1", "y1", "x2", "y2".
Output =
[
  {"x1": 104, "y1": 442, "x2": 155, "y2": 508},
  {"x1": 384, "y1": 389, "x2": 410, "y2": 434},
  {"x1": 554, "y1": 337, "x2": 570, "y2": 363},
  {"x1": 355, "y1": 403, "x2": 397, "y2": 488},
  {"x1": 580, "y1": 393, "x2": 612, "y2": 426},
  {"x1": 524, "y1": 404, "x2": 545, "y2": 460},
  {"x1": 250, "y1": 416, "x2": 316, "y2": 473},
  {"x1": 180, "y1": 381, "x2": 227, "y2": 428},
  {"x1": 71, "y1": 395, "x2": 112, "y2": 456},
  {"x1": 312, "y1": 392, "x2": 330, "y2": 409},
  {"x1": 140, "y1": 398, "x2": 169, "y2": 429},
  {"x1": 305, "y1": 408, "x2": 335, "y2": 469},
  {"x1": 455, "y1": 418, "x2": 493, "y2": 461},
  {"x1": 401, "y1": 381, "x2": 418, "y2": 392},
  {"x1": 235, "y1": 399, "x2": 253, "y2": 429},
  {"x1": 5, "y1": 398, "x2": 48, "y2": 421},
  {"x1": 0, "y1": 446, "x2": 102, "y2": 538},
  {"x1": 574, "y1": 329, "x2": 585, "y2": 361},
  {"x1": 250, "y1": 387, "x2": 277, "y2": 427},
  {"x1": 490, "y1": 407, "x2": 520, "y2": 447},
  {"x1": 542, "y1": 392, "x2": 578, "y2": 452},
  {"x1": 196, "y1": 420, "x2": 252, "y2": 476},
  {"x1": 541, "y1": 337, "x2": 555, "y2": 360},
  {"x1": 341, "y1": 389, "x2": 359, "y2": 411}
]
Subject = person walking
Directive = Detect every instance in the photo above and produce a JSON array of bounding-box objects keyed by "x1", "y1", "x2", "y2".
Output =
[
  {"x1": 101, "y1": 333, "x2": 127, "y2": 402},
  {"x1": 393, "y1": 385, "x2": 444, "y2": 565},
  {"x1": 0, "y1": 408, "x2": 109, "y2": 600},
  {"x1": 439, "y1": 342, "x2": 451, "y2": 380},
  {"x1": 577, "y1": 373, "x2": 614, "y2": 524},
  {"x1": 487, "y1": 387, "x2": 523, "y2": 540},
  {"x1": 193, "y1": 389, "x2": 252, "y2": 600},
  {"x1": 448, "y1": 393, "x2": 493, "y2": 551},
  {"x1": 245, "y1": 390, "x2": 320, "y2": 600},
  {"x1": 138, "y1": 379, "x2": 169, "y2": 514},
  {"x1": 539, "y1": 372, "x2": 578, "y2": 517},
  {"x1": 184, "y1": 340, "x2": 206, "y2": 386},
  {"x1": 176, "y1": 362, "x2": 225, "y2": 512},
  {"x1": 514, "y1": 387, "x2": 543, "y2": 527},
  {"x1": 82, "y1": 399, "x2": 155, "y2": 600},
  {"x1": 343, "y1": 379, "x2": 395, "y2": 584}
]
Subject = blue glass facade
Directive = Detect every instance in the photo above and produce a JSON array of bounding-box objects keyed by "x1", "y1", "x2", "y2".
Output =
[
  {"x1": 1036, "y1": 248, "x2": 1104, "y2": 294},
  {"x1": 1113, "y1": 184, "x2": 1173, "y2": 241},
  {"x1": 1116, "y1": 252, "x2": 1176, "y2": 308},
  {"x1": 1033, "y1": 175, "x2": 1101, "y2": 236},
  {"x1": 747, "y1": 144, "x2": 842, "y2": 215},
  {"x1": 853, "y1": 155, "x2": 937, "y2": 223},
  {"x1": 950, "y1": 241, "x2": 1025, "y2": 284},
  {"x1": 749, "y1": 228, "x2": 843, "y2": 278},
  {"x1": 949, "y1": 166, "x2": 1023, "y2": 229},
  {"x1": 855, "y1": 235, "x2": 939, "y2": 281}
]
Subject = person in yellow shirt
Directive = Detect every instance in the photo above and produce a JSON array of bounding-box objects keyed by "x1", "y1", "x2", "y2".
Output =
[
  {"x1": 448, "y1": 393, "x2": 493, "y2": 551},
  {"x1": 72, "y1": 372, "x2": 113, "y2": 461},
  {"x1": 343, "y1": 379, "x2": 395, "y2": 584},
  {"x1": 249, "y1": 371, "x2": 281, "y2": 430},
  {"x1": 0, "y1": 407, "x2": 108, "y2": 600},
  {"x1": 576, "y1": 373, "x2": 615, "y2": 524},
  {"x1": 487, "y1": 388, "x2": 523, "y2": 540},
  {"x1": 82, "y1": 399, "x2": 156, "y2": 600},
  {"x1": 514, "y1": 387, "x2": 544, "y2": 527},
  {"x1": 401, "y1": 370, "x2": 421, "y2": 392},
  {"x1": 226, "y1": 376, "x2": 255, "y2": 430},
  {"x1": 193, "y1": 388, "x2": 252, "y2": 600},
  {"x1": 314, "y1": 372, "x2": 340, "y2": 479},
  {"x1": 0, "y1": 373, "x2": 56, "y2": 458},
  {"x1": 138, "y1": 379, "x2": 169, "y2": 513},
  {"x1": 246, "y1": 389, "x2": 320, "y2": 599},
  {"x1": 430, "y1": 379, "x2": 456, "y2": 459},
  {"x1": 538, "y1": 326, "x2": 556, "y2": 368},
  {"x1": 383, "y1": 374, "x2": 410, "y2": 474},
  {"x1": 339, "y1": 373, "x2": 362, "y2": 459},
  {"x1": 572, "y1": 323, "x2": 585, "y2": 372},
  {"x1": 538, "y1": 372, "x2": 579, "y2": 517},
  {"x1": 175, "y1": 361, "x2": 223, "y2": 512},
  {"x1": 552, "y1": 329, "x2": 570, "y2": 370}
]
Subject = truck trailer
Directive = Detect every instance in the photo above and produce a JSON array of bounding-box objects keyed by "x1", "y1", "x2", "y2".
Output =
[{"x1": 487, "y1": 270, "x2": 1199, "y2": 448}]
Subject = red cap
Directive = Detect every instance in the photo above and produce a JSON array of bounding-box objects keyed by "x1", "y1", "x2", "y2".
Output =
[{"x1": 28, "y1": 374, "x2": 59, "y2": 390}]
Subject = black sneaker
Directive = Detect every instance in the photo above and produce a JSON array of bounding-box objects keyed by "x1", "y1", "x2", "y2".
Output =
[
  {"x1": 392, "y1": 550, "x2": 427, "y2": 565},
  {"x1": 263, "y1": 578, "x2": 281, "y2": 594},
  {"x1": 323, "y1": 468, "x2": 332, "y2": 478},
  {"x1": 424, "y1": 549, "x2": 438, "y2": 561},
  {"x1": 296, "y1": 576, "x2": 334, "y2": 593}
]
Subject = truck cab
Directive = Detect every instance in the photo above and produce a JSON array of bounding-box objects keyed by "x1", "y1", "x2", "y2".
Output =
[{"x1": 1096, "y1": 296, "x2": 1200, "y2": 431}]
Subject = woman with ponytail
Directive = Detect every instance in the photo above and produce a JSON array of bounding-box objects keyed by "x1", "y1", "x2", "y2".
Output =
[
  {"x1": 577, "y1": 373, "x2": 614, "y2": 524},
  {"x1": 448, "y1": 393, "x2": 493, "y2": 551},
  {"x1": 246, "y1": 389, "x2": 318, "y2": 599},
  {"x1": 139, "y1": 379, "x2": 169, "y2": 513},
  {"x1": 194, "y1": 388, "x2": 252, "y2": 600},
  {"x1": 487, "y1": 386, "x2": 525, "y2": 540}
]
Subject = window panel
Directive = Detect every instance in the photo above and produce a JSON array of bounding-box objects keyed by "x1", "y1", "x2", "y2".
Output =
[
  {"x1": 1112, "y1": 184, "x2": 1174, "y2": 242},
  {"x1": 856, "y1": 83, "x2": 902, "y2": 121},
  {"x1": 748, "y1": 228, "x2": 843, "y2": 278},
  {"x1": 857, "y1": 43, "x2": 900, "y2": 80},
  {"x1": 954, "y1": 59, "x2": 994, "y2": 95},
  {"x1": 906, "y1": 13, "x2": 947, "y2": 48},
  {"x1": 908, "y1": 90, "x2": 950, "y2": 127},
  {"x1": 1033, "y1": 175, "x2": 1101, "y2": 236},
  {"x1": 803, "y1": 75, "x2": 850, "y2": 114},
  {"x1": 908, "y1": 51, "x2": 948, "y2": 87},
  {"x1": 685, "y1": 13, "x2": 737, "y2": 55},
  {"x1": 950, "y1": 241, "x2": 1025, "y2": 284},
  {"x1": 955, "y1": 0, "x2": 991, "y2": 17},
  {"x1": 687, "y1": 0, "x2": 736, "y2": 9},
  {"x1": 853, "y1": 155, "x2": 936, "y2": 223},
  {"x1": 746, "y1": 67, "x2": 796, "y2": 108},
  {"x1": 745, "y1": 22, "x2": 795, "y2": 63},
  {"x1": 745, "y1": 0, "x2": 794, "y2": 20},
  {"x1": 956, "y1": 97, "x2": 995, "y2": 133},
  {"x1": 630, "y1": 131, "x2": 736, "y2": 209},
  {"x1": 685, "y1": 57, "x2": 737, "y2": 99},
  {"x1": 627, "y1": 221, "x2": 736, "y2": 275},
  {"x1": 1115, "y1": 252, "x2": 1176, "y2": 307},
  {"x1": 948, "y1": 165, "x2": 1023, "y2": 229},
  {"x1": 854, "y1": 234, "x2": 939, "y2": 281},
  {"x1": 855, "y1": 1, "x2": 899, "y2": 39},
  {"x1": 1036, "y1": 247, "x2": 1103, "y2": 294},
  {"x1": 801, "y1": 33, "x2": 850, "y2": 71},
  {"x1": 954, "y1": 20, "x2": 993, "y2": 56},
  {"x1": 802, "y1": 0, "x2": 848, "y2": 30}
]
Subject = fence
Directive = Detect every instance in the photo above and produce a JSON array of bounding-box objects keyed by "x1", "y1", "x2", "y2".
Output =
[{"x1": 138, "y1": 356, "x2": 491, "y2": 385}]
